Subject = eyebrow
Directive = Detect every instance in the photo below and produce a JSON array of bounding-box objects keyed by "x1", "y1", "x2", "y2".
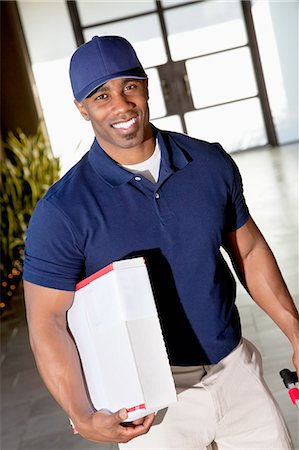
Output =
[
  {"x1": 87, "y1": 78, "x2": 142, "y2": 98},
  {"x1": 86, "y1": 85, "x2": 105, "y2": 98}
]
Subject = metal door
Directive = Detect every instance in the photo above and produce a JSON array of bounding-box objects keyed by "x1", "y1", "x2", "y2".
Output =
[{"x1": 67, "y1": 0, "x2": 276, "y2": 152}]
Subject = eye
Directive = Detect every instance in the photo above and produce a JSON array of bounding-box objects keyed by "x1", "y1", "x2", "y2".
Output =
[
  {"x1": 124, "y1": 83, "x2": 137, "y2": 91},
  {"x1": 94, "y1": 93, "x2": 108, "y2": 101}
]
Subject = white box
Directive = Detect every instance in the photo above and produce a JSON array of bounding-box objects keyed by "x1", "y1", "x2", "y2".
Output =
[{"x1": 67, "y1": 257, "x2": 177, "y2": 422}]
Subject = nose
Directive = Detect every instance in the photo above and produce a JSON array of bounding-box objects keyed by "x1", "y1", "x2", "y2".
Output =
[{"x1": 111, "y1": 93, "x2": 134, "y2": 114}]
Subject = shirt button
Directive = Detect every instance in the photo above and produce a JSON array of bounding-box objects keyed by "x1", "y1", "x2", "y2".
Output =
[
  {"x1": 134, "y1": 176, "x2": 142, "y2": 181},
  {"x1": 155, "y1": 192, "x2": 160, "y2": 199}
]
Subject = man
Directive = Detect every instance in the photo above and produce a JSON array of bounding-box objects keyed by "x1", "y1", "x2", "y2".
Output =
[{"x1": 23, "y1": 35, "x2": 298, "y2": 449}]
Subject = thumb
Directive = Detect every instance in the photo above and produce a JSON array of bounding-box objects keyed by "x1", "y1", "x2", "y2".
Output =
[{"x1": 115, "y1": 408, "x2": 128, "y2": 423}]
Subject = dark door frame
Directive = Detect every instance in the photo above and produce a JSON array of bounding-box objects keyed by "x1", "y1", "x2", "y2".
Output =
[{"x1": 66, "y1": 0, "x2": 278, "y2": 146}]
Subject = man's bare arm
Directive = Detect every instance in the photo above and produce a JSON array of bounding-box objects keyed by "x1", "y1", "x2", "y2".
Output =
[
  {"x1": 23, "y1": 280, "x2": 154, "y2": 443},
  {"x1": 224, "y1": 217, "x2": 299, "y2": 375}
]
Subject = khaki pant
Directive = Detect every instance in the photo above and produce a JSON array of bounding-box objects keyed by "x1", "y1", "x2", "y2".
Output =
[{"x1": 119, "y1": 338, "x2": 293, "y2": 450}]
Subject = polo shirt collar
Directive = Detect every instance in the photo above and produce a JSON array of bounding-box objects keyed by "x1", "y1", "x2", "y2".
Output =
[
  {"x1": 153, "y1": 126, "x2": 190, "y2": 173},
  {"x1": 88, "y1": 124, "x2": 190, "y2": 187},
  {"x1": 88, "y1": 138, "x2": 132, "y2": 186}
]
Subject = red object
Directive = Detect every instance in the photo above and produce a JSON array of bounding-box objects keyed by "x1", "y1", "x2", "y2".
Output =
[
  {"x1": 127, "y1": 403, "x2": 146, "y2": 413},
  {"x1": 288, "y1": 388, "x2": 299, "y2": 405}
]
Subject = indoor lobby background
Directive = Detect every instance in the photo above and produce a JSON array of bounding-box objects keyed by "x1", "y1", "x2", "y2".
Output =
[{"x1": 1, "y1": 1, "x2": 298, "y2": 449}]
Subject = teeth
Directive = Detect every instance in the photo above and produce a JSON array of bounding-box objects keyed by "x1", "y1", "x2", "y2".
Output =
[{"x1": 112, "y1": 117, "x2": 136, "y2": 129}]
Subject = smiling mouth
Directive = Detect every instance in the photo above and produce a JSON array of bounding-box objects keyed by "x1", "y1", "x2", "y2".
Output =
[{"x1": 112, "y1": 117, "x2": 137, "y2": 130}]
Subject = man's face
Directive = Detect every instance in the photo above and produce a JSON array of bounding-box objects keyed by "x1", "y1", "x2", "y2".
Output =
[{"x1": 75, "y1": 78, "x2": 152, "y2": 157}]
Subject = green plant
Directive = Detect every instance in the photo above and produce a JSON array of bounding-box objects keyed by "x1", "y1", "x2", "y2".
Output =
[{"x1": 0, "y1": 127, "x2": 60, "y2": 313}]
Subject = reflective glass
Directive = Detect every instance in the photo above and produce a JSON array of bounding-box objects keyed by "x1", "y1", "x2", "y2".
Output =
[
  {"x1": 83, "y1": 14, "x2": 167, "y2": 68},
  {"x1": 151, "y1": 115, "x2": 184, "y2": 133},
  {"x1": 252, "y1": 0, "x2": 299, "y2": 143},
  {"x1": 32, "y1": 58, "x2": 94, "y2": 175},
  {"x1": 186, "y1": 47, "x2": 258, "y2": 108},
  {"x1": 185, "y1": 98, "x2": 267, "y2": 152},
  {"x1": 161, "y1": 0, "x2": 196, "y2": 7},
  {"x1": 165, "y1": 1, "x2": 247, "y2": 61},
  {"x1": 146, "y1": 68, "x2": 167, "y2": 120},
  {"x1": 77, "y1": 1, "x2": 156, "y2": 26},
  {"x1": 17, "y1": 0, "x2": 76, "y2": 63}
]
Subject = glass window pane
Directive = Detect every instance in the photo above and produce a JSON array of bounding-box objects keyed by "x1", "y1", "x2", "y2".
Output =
[
  {"x1": 146, "y1": 68, "x2": 167, "y2": 120},
  {"x1": 185, "y1": 99, "x2": 267, "y2": 152},
  {"x1": 186, "y1": 47, "x2": 258, "y2": 108},
  {"x1": 77, "y1": 1, "x2": 156, "y2": 26},
  {"x1": 165, "y1": 1, "x2": 248, "y2": 61},
  {"x1": 161, "y1": 0, "x2": 195, "y2": 6},
  {"x1": 151, "y1": 115, "x2": 184, "y2": 133},
  {"x1": 83, "y1": 14, "x2": 167, "y2": 68},
  {"x1": 17, "y1": 0, "x2": 76, "y2": 63},
  {"x1": 252, "y1": 0, "x2": 299, "y2": 143},
  {"x1": 32, "y1": 59, "x2": 94, "y2": 175}
]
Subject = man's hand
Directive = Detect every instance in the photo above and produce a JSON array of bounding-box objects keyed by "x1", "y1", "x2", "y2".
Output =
[
  {"x1": 76, "y1": 408, "x2": 155, "y2": 443},
  {"x1": 292, "y1": 339, "x2": 299, "y2": 379}
]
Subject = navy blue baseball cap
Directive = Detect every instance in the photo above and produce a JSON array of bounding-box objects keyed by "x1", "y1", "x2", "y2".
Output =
[{"x1": 69, "y1": 35, "x2": 147, "y2": 102}]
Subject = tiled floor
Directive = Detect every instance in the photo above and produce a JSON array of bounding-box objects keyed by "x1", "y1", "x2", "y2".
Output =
[{"x1": 1, "y1": 143, "x2": 298, "y2": 450}]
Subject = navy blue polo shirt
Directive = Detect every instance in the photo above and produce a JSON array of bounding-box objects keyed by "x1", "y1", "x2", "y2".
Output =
[{"x1": 24, "y1": 126, "x2": 249, "y2": 365}]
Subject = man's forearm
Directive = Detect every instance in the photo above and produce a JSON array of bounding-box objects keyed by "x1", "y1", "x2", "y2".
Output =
[
  {"x1": 240, "y1": 244, "x2": 299, "y2": 376},
  {"x1": 226, "y1": 218, "x2": 299, "y2": 348},
  {"x1": 29, "y1": 320, "x2": 94, "y2": 425}
]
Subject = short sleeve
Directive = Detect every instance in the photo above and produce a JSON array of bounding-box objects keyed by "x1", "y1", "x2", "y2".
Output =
[
  {"x1": 224, "y1": 153, "x2": 250, "y2": 232},
  {"x1": 23, "y1": 198, "x2": 84, "y2": 290}
]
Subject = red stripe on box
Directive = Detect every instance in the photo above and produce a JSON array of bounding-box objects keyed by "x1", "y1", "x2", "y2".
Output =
[
  {"x1": 75, "y1": 264, "x2": 114, "y2": 291},
  {"x1": 127, "y1": 404, "x2": 146, "y2": 413}
]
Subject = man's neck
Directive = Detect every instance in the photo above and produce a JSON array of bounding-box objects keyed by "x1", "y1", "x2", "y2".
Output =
[{"x1": 97, "y1": 132, "x2": 155, "y2": 165}]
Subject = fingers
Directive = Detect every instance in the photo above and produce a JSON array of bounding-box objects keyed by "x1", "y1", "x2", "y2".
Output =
[
  {"x1": 78, "y1": 409, "x2": 155, "y2": 444},
  {"x1": 118, "y1": 412, "x2": 155, "y2": 443},
  {"x1": 123, "y1": 412, "x2": 155, "y2": 428}
]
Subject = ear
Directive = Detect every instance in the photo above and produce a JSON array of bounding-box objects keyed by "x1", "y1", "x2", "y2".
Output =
[{"x1": 74, "y1": 99, "x2": 90, "y2": 121}]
